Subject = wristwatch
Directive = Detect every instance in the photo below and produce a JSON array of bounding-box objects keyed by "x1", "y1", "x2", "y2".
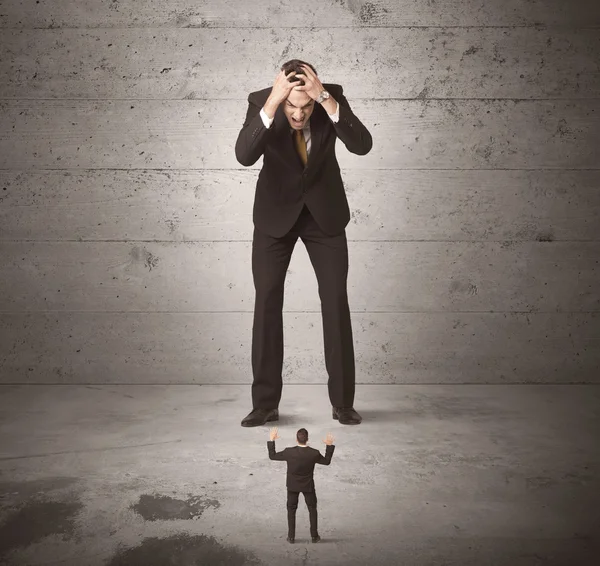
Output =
[{"x1": 316, "y1": 90, "x2": 330, "y2": 104}]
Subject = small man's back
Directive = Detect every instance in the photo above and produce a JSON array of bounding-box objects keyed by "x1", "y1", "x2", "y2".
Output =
[{"x1": 267, "y1": 427, "x2": 335, "y2": 543}]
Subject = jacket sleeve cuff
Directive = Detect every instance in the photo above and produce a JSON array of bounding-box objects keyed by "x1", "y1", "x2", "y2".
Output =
[
  {"x1": 327, "y1": 101, "x2": 340, "y2": 123},
  {"x1": 259, "y1": 107, "x2": 274, "y2": 129}
]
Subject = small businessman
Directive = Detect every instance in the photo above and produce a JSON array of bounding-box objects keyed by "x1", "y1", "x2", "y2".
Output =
[{"x1": 267, "y1": 426, "x2": 335, "y2": 543}]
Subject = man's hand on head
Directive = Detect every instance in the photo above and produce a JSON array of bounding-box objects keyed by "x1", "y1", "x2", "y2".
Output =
[
  {"x1": 264, "y1": 70, "x2": 302, "y2": 118},
  {"x1": 293, "y1": 64, "x2": 326, "y2": 101},
  {"x1": 294, "y1": 64, "x2": 337, "y2": 116}
]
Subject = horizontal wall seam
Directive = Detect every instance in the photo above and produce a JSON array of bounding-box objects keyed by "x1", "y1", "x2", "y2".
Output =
[
  {"x1": 2, "y1": 97, "x2": 600, "y2": 102},
  {"x1": 2, "y1": 25, "x2": 600, "y2": 30},
  {"x1": 0, "y1": 310, "x2": 597, "y2": 315},
  {"x1": 0, "y1": 382, "x2": 598, "y2": 386},
  {"x1": 2, "y1": 168, "x2": 600, "y2": 172},
  {"x1": 1, "y1": 239, "x2": 598, "y2": 243}
]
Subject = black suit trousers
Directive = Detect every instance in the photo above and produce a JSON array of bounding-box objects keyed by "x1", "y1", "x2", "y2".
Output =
[
  {"x1": 287, "y1": 489, "x2": 318, "y2": 538},
  {"x1": 251, "y1": 203, "x2": 355, "y2": 409}
]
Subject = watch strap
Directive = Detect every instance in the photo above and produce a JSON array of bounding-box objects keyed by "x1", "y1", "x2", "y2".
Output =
[{"x1": 317, "y1": 90, "x2": 329, "y2": 104}]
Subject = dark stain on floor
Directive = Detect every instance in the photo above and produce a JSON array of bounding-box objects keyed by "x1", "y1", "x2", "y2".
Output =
[
  {"x1": 107, "y1": 533, "x2": 261, "y2": 566},
  {"x1": 131, "y1": 493, "x2": 220, "y2": 521},
  {"x1": 0, "y1": 497, "x2": 83, "y2": 558}
]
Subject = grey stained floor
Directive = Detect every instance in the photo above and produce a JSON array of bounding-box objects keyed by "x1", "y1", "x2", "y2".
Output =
[{"x1": 0, "y1": 384, "x2": 598, "y2": 566}]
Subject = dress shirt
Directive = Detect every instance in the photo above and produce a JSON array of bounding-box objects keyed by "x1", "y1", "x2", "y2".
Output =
[{"x1": 259, "y1": 100, "x2": 340, "y2": 155}]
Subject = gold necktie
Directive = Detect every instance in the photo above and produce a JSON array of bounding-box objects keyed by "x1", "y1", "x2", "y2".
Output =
[{"x1": 293, "y1": 128, "x2": 308, "y2": 167}]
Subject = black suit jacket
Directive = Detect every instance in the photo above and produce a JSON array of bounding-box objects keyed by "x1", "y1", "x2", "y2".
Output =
[
  {"x1": 267, "y1": 440, "x2": 335, "y2": 492},
  {"x1": 235, "y1": 84, "x2": 373, "y2": 238}
]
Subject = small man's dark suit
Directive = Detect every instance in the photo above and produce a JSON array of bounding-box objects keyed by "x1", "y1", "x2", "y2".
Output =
[
  {"x1": 235, "y1": 83, "x2": 373, "y2": 415},
  {"x1": 268, "y1": 440, "x2": 335, "y2": 540}
]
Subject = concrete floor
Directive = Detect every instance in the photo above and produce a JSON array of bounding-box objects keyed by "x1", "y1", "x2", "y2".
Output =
[{"x1": 0, "y1": 384, "x2": 598, "y2": 566}]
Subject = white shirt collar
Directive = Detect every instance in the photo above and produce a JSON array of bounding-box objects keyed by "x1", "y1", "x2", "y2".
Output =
[{"x1": 268, "y1": 440, "x2": 309, "y2": 446}]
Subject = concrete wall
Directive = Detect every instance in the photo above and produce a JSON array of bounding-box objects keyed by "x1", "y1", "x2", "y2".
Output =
[{"x1": 0, "y1": 0, "x2": 599, "y2": 384}]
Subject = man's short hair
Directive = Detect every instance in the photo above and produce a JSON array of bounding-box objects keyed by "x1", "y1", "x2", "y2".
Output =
[
  {"x1": 281, "y1": 59, "x2": 318, "y2": 86},
  {"x1": 296, "y1": 428, "x2": 309, "y2": 444}
]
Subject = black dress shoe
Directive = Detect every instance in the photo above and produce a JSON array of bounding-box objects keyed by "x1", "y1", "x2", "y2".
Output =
[
  {"x1": 311, "y1": 535, "x2": 321, "y2": 543},
  {"x1": 241, "y1": 408, "x2": 279, "y2": 427},
  {"x1": 286, "y1": 536, "x2": 294, "y2": 543},
  {"x1": 332, "y1": 406, "x2": 362, "y2": 425}
]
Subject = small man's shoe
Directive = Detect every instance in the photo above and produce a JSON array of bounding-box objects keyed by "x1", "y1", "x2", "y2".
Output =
[
  {"x1": 241, "y1": 408, "x2": 279, "y2": 427},
  {"x1": 311, "y1": 535, "x2": 321, "y2": 543},
  {"x1": 332, "y1": 406, "x2": 362, "y2": 425},
  {"x1": 286, "y1": 536, "x2": 295, "y2": 543}
]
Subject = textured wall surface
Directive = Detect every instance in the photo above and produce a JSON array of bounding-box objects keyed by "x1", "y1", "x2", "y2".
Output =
[{"x1": 0, "y1": 0, "x2": 599, "y2": 384}]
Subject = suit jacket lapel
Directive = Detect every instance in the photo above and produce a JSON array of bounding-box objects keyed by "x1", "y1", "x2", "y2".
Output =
[
  {"x1": 274, "y1": 106, "x2": 301, "y2": 170},
  {"x1": 306, "y1": 105, "x2": 325, "y2": 170}
]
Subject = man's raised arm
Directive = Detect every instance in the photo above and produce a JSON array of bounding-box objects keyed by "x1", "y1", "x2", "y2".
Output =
[
  {"x1": 329, "y1": 85, "x2": 373, "y2": 156},
  {"x1": 235, "y1": 70, "x2": 302, "y2": 166},
  {"x1": 234, "y1": 93, "x2": 274, "y2": 167},
  {"x1": 316, "y1": 432, "x2": 336, "y2": 465},
  {"x1": 267, "y1": 440, "x2": 287, "y2": 461},
  {"x1": 316, "y1": 444, "x2": 335, "y2": 465},
  {"x1": 291, "y1": 63, "x2": 372, "y2": 156}
]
